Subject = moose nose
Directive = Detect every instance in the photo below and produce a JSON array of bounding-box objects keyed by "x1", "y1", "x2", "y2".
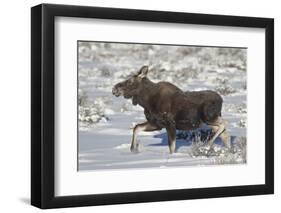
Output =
[{"x1": 112, "y1": 87, "x2": 119, "y2": 96}]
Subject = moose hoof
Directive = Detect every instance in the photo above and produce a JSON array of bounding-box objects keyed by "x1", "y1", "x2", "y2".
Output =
[
  {"x1": 130, "y1": 144, "x2": 139, "y2": 153},
  {"x1": 224, "y1": 141, "x2": 232, "y2": 149},
  {"x1": 169, "y1": 148, "x2": 176, "y2": 154}
]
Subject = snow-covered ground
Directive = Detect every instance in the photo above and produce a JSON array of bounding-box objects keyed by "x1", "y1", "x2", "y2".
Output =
[{"x1": 78, "y1": 42, "x2": 247, "y2": 171}]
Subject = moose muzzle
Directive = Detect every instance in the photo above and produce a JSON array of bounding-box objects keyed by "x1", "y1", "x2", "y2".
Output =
[{"x1": 112, "y1": 85, "x2": 120, "y2": 97}]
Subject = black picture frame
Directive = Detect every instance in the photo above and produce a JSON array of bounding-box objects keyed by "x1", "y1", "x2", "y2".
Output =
[{"x1": 31, "y1": 3, "x2": 274, "y2": 209}]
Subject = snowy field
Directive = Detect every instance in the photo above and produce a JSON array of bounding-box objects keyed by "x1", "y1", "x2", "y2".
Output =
[{"x1": 78, "y1": 41, "x2": 247, "y2": 171}]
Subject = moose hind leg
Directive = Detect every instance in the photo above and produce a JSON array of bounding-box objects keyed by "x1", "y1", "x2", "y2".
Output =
[
  {"x1": 131, "y1": 122, "x2": 161, "y2": 153},
  {"x1": 207, "y1": 117, "x2": 227, "y2": 147},
  {"x1": 220, "y1": 129, "x2": 231, "y2": 148}
]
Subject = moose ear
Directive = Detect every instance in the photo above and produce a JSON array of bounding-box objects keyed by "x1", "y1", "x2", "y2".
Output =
[{"x1": 137, "y1": 66, "x2": 149, "y2": 78}]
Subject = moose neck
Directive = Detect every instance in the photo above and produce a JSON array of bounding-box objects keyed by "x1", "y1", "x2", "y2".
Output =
[{"x1": 135, "y1": 78, "x2": 158, "y2": 109}]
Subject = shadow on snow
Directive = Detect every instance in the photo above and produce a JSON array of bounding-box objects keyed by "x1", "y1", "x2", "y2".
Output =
[{"x1": 150, "y1": 130, "x2": 231, "y2": 152}]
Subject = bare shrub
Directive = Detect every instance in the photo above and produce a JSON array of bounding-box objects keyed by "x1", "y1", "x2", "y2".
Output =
[
  {"x1": 78, "y1": 92, "x2": 109, "y2": 125},
  {"x1": 216, "y1": 85, "x2": 236, "y2": 95}
]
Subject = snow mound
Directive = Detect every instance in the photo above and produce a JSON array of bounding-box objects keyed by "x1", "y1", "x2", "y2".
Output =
[{"x1": 114, "y1": 143, "x2": 131, "y2": 150}]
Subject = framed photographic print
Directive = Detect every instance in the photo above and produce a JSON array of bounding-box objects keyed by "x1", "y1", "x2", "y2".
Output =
[{"x1": 31, "y1": 3, "x2": 274, "y2": 209}]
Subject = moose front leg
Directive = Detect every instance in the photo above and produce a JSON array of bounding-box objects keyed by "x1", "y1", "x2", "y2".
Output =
[
  {"x1": 166, "y1": 125, "x2": 176, "y2": 154},
  {"x1": 131, "y1": 121, "x2": 161, "y2": 153}
]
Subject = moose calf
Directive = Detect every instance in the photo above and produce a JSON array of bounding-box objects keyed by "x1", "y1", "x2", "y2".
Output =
[{"x1": 112, "y1": 66, "x2": 230, "y2": 153}]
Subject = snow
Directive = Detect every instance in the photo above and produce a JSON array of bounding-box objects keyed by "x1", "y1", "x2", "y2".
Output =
[{"x1": 78, "y1": 42, "x2": 247, "y2": 171}]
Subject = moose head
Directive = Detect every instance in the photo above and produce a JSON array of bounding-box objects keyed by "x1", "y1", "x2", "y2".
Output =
[{"x1": 112, "y1": 66, "x2": 149, "y2": 101}]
